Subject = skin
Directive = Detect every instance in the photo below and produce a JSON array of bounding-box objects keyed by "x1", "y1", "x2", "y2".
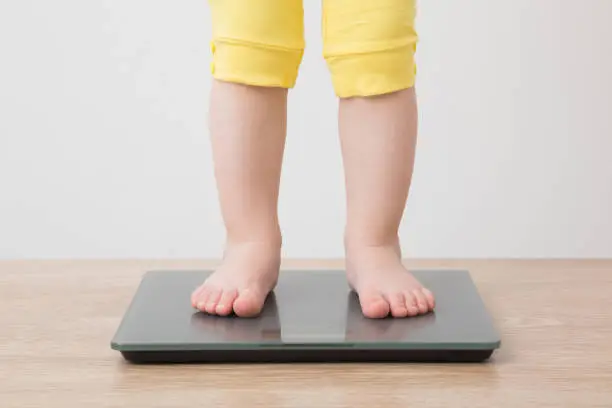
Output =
[{"x1": 190, "y1": 80, "x2": 435, "y2": 318}]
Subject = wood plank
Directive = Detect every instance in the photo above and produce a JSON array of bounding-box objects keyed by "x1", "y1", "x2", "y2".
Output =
[{"x1": 1, "y1": 260, "x2": 611, "y2": 407}]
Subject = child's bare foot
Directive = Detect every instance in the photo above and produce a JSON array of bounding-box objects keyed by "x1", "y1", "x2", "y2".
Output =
[
  {"x1": 190, "y1": 240, "x2": 281, "y2": 317},
  {"x1": 346, "y1": 243, "x2": 435, "y2": 319}
]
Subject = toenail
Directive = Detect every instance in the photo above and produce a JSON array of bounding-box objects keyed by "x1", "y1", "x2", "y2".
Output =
[{"x1": 197, "y1": 302, "x2": 205, "y2": 310}]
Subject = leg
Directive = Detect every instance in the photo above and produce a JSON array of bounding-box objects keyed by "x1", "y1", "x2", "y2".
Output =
[
  {"x1": 191, "y1": 0, "x2": 304, "y2": 317},
  {"x1": 340, "y1": 89, "x2": 434, "y2": 318},
  {"x1": 323, "y1": 0, "x2": 435, "y2": 318}
]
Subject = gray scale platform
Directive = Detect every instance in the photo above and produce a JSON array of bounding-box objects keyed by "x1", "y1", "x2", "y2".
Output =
[{"x1": 111, "y1": 270, "x2": 500, "y2": 363}]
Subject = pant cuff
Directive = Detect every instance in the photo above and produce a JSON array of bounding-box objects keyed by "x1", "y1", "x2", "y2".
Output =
[
  {"x1": 326, "y1": 45, "x2": 416, "y2": 98},
  {"x1": 211, "y1": 39, "x2": 304, "y2": 89}
]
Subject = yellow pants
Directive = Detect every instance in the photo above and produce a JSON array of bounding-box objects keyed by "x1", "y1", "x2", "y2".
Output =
[{"x1": 209, "y1": 0, "x2": 417, "y2": 98}]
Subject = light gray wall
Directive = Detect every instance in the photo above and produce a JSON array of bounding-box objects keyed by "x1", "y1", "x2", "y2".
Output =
[{"x1": 1, "y1": 0, "x2": 610, "y2": 259}]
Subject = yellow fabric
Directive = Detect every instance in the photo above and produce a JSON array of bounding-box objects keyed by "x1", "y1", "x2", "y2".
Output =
[{"x1": 209, "y1": 0, "x2": 417, "y2": 97}]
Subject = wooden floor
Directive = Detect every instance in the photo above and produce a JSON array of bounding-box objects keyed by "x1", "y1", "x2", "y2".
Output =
[{"x1": 1, "y1": 259, "x2": 611, "y2": 407}]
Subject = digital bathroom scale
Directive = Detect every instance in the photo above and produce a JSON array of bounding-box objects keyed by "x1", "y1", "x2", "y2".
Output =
[{"x1": 111, "y1": 270, "x2": 500, "y2": 363}]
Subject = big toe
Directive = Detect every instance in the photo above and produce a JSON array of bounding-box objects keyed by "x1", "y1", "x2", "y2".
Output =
[
  {"x1": 413, "y1": 288, "x2": 435, "y2": 314},
  {"x1": 233, "y1": 289, "x2": 268, "y2": 317},
  {"x1": 422, "y1": 287, "x2": 436, "y2": 310},
  {"x1": 358, "y1": 291, "x2": 390, "y2": 319}
]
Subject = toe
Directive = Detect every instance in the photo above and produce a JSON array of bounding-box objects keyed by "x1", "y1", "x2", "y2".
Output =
[
  {"x1": 422, "y1": 287, "x2": 436, "y2": 310},
  {"x1": 412, "y1": 289, "x2": 430, "y2": 314},
  {"x1": 191, "y1": 288, "x2": 200, "y2": 308},
  {"x1": 191, "y1": 284, "x2": 207, "y2": 307},
  {"x1": 403, "y1": 291, "x2": 420, "y2": 316},
  {"x1": 386, "y1": 292, "x2": 408, "y2": 318},
  {"x1": 215, "y1": 289, "x2": 238, "y2": 316},
  {"x1": 358, "y1": 291, "x2": 390, "y2": 319},
  {"x1": 195, "y1": 287, "x2": 212, "y2": 311},
  {"x1": 204, "y1": 288, "x2": 222, "y2": 314},
  {"x1": 233, "y1": 289, "x2": 267, "y2": 317}
]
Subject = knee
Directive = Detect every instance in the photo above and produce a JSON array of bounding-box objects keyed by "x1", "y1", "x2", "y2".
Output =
[{"x1": 211, "y1": 40, "x2": 304, "y2": 89}]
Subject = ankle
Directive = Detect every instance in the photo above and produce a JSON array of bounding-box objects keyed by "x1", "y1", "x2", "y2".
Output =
[
  {"x1": 222, "y1": 238, "x2": 282, "y2": 271},
  {"x1": 225, "y1": 231, "x2": 282, "y2": 252},
  {"x1": 344, "y1": 232, "x2": 400, "y2": 254}
]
